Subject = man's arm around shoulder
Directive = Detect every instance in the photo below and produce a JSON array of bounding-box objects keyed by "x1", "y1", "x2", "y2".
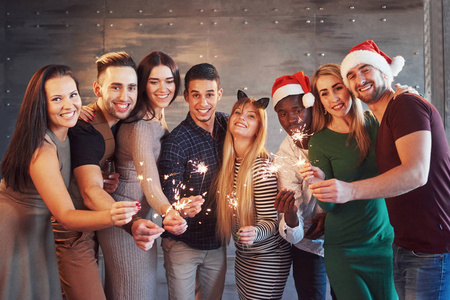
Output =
[
  {"x1": 310, "y1": 130, "x2": 431, "y2": 203},
  {"x1": 73, "y1": 164, "x2": 116, "y2": 210}
]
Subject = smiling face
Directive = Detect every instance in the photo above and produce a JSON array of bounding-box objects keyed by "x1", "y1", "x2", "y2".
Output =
[
  {"x1": 95, "y1": 66, "x2": 137, "y2": 122},
  {"x1": 184, "y1": 79, "x2": 222, "y2": 131},
  {"x1": 275, "y1": 95, "x2": 312, "y2": 136},
  {"x1": 146, "y1": 65, "x2": 176, "y2": 110},
  {"x1": 316, "y1": 74, "x2": 352, "y2": 120},
  {"x1": 346, "y1": 64, "x2": 388, "y2": 105},
  {"x1": 45, "y1": 75, "x2": 81, "y2": 138},
  {"x1": 229, "y1": 102, "x2": 260, "y2": 142}
]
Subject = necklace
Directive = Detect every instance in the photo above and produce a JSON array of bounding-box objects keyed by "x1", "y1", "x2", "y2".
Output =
[{"x1": 146, "y1": 111, "x2": 162, "y2": 122}]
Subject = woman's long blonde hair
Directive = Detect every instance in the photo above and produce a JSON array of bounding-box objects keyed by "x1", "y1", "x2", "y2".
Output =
[
  {"x1": 311, "y1": 63, "x2": 372, "y2": 163},
  {"x1": 215, "y1": 97, "x2": 268, "y2": 244}
]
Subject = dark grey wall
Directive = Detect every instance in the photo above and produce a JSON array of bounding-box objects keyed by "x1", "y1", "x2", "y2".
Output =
[{"x1": 0, "y1": 0, "x2": 438, "y2": 165}]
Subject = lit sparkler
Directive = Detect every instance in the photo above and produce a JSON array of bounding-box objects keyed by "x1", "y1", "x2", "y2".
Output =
[
  {"x1": 173, "y1": 198, "x2": 191, "y2": 215},
  {"x1": 295, "y1": 156, "x2": 309, "y2": 169},
  {"x1": 163, "y1": 198, "x2": 191, "y2": 217},
  {"x1": 163, "y1": 172, "x2": 181, "y2": 180},
  {"x1": 290, "y1": 124, "x2": 312, "y2": 146},
  {"x1": 295, "y1": 155, "x2": 319, "y2": 184},
  {"x1": 190, "y1": 160, "x2": 209, "y2": 192},
  {"x1": 261, "y1": 158, "x2": 283, "y2": 179},
  {"x1": 227, "y1": 191, "x2": 239, "y2": 220}
]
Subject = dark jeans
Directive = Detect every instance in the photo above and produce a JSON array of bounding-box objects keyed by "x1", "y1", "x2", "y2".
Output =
[{"x1": 292, "y1": 247, "x2": 336, "y2": 300}]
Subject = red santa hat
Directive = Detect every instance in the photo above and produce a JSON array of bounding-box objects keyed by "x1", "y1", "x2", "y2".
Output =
[
  {"x1": 340, "y1": 40, "x2": 405, "y2": 87},
  {"x1": 271, "y1": 71, "x2": 315, "y2": 110}
]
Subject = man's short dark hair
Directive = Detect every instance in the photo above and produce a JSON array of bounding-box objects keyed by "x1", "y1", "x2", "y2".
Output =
[
  {"x1": 184, "y1": 63, "x2": 220, "y2": 91},
  {"x1": 95, "y1": 51, "x2": 136, "y2": 80}
]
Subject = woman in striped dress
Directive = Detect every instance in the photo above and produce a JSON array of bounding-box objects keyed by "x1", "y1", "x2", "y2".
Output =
[{"x1": 215, "y1": 91, "x2": 291, "y2": 299}]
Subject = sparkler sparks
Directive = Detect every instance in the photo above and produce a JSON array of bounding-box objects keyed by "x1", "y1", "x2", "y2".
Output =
[
  {"x1": 193, "y1": 161, "x2": 208, "y2": 175},
  {"x1": 189, "y1": 160, "x2": 209, "y2": 191},
  {"x1": 295, "y1": 156, "x2": 309, "y2": 169},
  {"x1": 173, "y1": 198, "x2": 191, "y2": 214},
  {"x1": 227, "y1": 191, "x2": 239, "y2": 219},
  {"x1": 163, "y1": 172, "x2": 181, "y2": 180},
  {"x1": 290, "y1": 124, "x2": 312, "y2": 145},
  {"x1": 163, "y1": 198, "x2": 191, "y2": 217},
  {"x1": 261, "y1": 159, "x2": 282, "y2": 179}
]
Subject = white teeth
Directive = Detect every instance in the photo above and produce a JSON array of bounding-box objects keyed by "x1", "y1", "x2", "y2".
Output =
[
  {"x1": 60, "y1": 111, "x2": 75, "y2": 118},
  {"x1": 116, "y1": 103, "x2": 129, "y2": 108},
  {"x1": 360, "y1": 85, "x2": 371, "y2": 92},
  {"x1": 198, "y1": 109, "x2": 209, "y2": 113},
  {"x1": 156, "y1": 95, "x2": 169, "y2": 99}
]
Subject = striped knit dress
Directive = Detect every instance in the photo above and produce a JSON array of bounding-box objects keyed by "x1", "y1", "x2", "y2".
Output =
[{"x1": 232, "y1": 157, "x2": 292, "y2": 300}]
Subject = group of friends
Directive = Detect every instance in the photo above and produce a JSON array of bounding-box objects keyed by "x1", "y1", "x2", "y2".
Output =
[{"x1": 0, "y1": 39, "x2": 449, "y2": 300}]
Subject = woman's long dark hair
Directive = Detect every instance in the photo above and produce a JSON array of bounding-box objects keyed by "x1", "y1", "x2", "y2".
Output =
[
  {"x1": 1, "y1": 64, "x2": 79, "y2": 191},
  {"x1": 124, "y1": 51, "x2": 180, "y2": 123}
]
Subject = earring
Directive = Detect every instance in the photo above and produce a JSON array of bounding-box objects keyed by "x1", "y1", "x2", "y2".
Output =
[{"x1": 324, "y1": 109, "x2": 328, "y2": 115}]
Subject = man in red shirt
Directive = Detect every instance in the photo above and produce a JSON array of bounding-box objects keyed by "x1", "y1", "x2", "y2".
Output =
[{"x1": 308, "y1": 40, "x2": 450, "y2": 299}]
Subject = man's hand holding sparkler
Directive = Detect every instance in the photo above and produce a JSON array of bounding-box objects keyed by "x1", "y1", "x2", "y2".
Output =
[
  {"x1": 131, "y1": 219, "x2": 165, "y2": 251},
  {"x1": 178, "y1": 195, "x2": 205, "y2": 218},
  {"x1": 274, "y1": 189, "x2": 298, "y2": 228},
  {"x1": 162, "y1": 206, "x2": 188, "y2": 236},
  {"x1": 304, "y1": 213, "x2": 326, "y2": 240}
]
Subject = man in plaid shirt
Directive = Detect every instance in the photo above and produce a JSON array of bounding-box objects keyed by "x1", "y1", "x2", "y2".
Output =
[{"x1": 160, "y1": 63, "x2": 228, "y2": 300}]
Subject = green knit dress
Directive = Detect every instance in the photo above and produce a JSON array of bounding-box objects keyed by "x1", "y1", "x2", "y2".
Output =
[{"x1": 308, "y1": 112, "x2": 397, "y2": 300}]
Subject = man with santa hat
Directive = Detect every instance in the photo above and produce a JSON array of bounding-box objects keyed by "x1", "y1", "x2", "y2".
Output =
[{"x1": 308, "y1": 40, "x2": 450, "y2": 299}]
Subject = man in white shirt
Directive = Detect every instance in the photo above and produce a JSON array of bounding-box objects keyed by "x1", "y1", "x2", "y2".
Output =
[{"x1": 272, "y1": 72, "x2": 332, "y2": 300}]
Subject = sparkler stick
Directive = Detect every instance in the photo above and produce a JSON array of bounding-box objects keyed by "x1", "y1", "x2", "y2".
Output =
[
  {"x1": 190, "y1": 160, "x2": 209, "y2": 192},
  {"x1": 227, "y1": 191, "x2": 239, "y2": 220},
  {"x1": 192, "y1": 162, "x2": 208, "y2": 192}
]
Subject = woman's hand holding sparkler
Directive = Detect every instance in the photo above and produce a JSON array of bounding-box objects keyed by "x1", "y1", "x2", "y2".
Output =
[
  {"x1": 237, "y1": 226, "x2": 257, "y2": 246},
  {"x1": 179, "y1": 195, "x2": 205, "y2": 218},
  {"x1": 110, "y1": 200, "x2": 141, "y2": 226},
  {"x1": 163, "y1": 208, "x2": 188, "y2": 235},
  {"x1": 300, "y1": 163, "x2": 325, "y2": 185}
]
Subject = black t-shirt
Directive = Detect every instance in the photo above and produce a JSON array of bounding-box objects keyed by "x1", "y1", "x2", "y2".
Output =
[{"x1": 68, "y1": 120, "x2": 118, "y2": 169}]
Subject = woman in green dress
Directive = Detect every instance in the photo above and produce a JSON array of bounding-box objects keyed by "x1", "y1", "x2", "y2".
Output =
[{"x1": 301, "y1": 63, "x2": 397, "y2": 300}]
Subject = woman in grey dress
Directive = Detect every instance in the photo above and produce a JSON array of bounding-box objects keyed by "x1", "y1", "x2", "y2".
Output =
[
  {"x1": 0, "y1": 65, "x2": 139, "y2": 300},
  {"x1": 90, "y1": 51, "x2": 199, "y2": 300}
]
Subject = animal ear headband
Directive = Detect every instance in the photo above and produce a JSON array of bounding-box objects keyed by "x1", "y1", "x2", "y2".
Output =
[{"x1": 237, "y1": 90, "x2": 269, "y2": 109}]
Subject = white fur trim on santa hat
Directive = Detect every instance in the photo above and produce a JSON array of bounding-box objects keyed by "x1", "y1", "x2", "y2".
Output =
[
  {"x1": 272, "y1": 84, "x2": 304, "y2": 109},
  {"x1": 340, "y1": 50, "x2": 404, "y2": 88},
  {"x1": 302, "y1": 92, "x2": 315, "y2": 108},
  {"x1": 390, "y1": 56, "x2": 405, "y2": 77}
]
